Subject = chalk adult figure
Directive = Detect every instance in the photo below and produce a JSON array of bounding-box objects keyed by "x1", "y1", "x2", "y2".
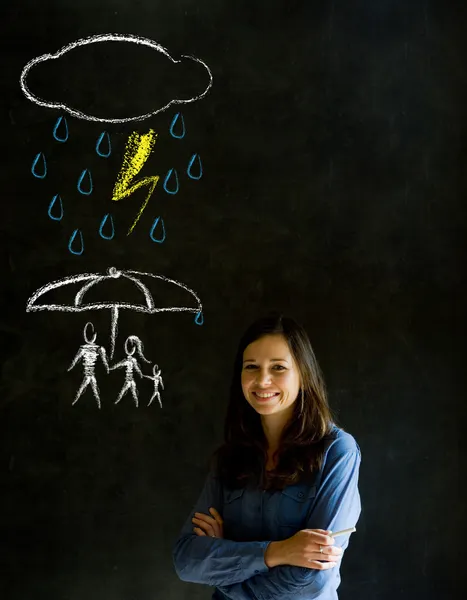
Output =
[
  {"x1": 173, "y1": 315, "x2": 361, "y2": 599},
  {"x1": 144, "y1": 364, "x2": 164, "y2": 407},
  {"x1": 111, "y1": 335, "x2": 150, "y2": 407},
  {"x1": 68, "y1": 321, "x2": 109, "y2": 409}
]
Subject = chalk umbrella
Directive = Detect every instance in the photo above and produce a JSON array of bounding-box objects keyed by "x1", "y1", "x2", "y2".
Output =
[{"x1": 26, "y1": 266, "x2": 203, "y2": 357}]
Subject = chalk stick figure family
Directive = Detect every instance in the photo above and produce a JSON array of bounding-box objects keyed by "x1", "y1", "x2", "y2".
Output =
[{"x1": 68, "y1": 322, "x2": 164, "y2": 409}]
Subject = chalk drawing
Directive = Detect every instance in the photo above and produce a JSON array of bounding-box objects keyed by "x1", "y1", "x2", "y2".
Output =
[
  {"x1": 68, "y1": 322, "x2": 109, "y2": 408},
  {"x1": 187, "y1": 153, "x2": 202, "y2": 180},
  {"x1": 26, "y1": 266, "x2": 203, "y2": 359},
  {"x1": 68, "y1": 229, "x2": 84, "y2": 255},
  {"x1": 53, "y1": 116, "x2": 69, "y2": 142},
  {"x1": 77, "y1": 168, "x2": 93, "y2": 195},
  {"x1": 163, "y1": 168, "x2": 179, "y2": 195},
  {"x1": 99, "y1": 213, "x2": 115, "y2": 240},
  {"x1": 48, "y1": 194, "x2": 64, "y2": 221},
  {"x1": 96, "y1": 131, "x2": 111, "y2": 158},
  {"x1": 149, "y1": 216, "x2": 166, "y2": 243},
  {"x1": 31, "y1": 152, "x2": 47, "y2": 179},
  {"x1": 112, "y1": 129, "x2": 159, "y2": 234},
  {"x1": 144, "y1": 364, "x2": 164, "y2": 407},
  {"x1": 170, "y1": 112, "x2": 186, "y2": 139},
  {"x1": 111, "y1": 335, "x2": 150, "y2": 407},
  {"x1": 20, "y1": 34, "x2": 213, "y2": 123}
]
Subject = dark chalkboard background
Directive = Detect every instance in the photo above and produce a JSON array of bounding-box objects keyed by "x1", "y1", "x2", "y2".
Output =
[{"x1": 1, "y1": 1, "x2": 466, "y2": 599}]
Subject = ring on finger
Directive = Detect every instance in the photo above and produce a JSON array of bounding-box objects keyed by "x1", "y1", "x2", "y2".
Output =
[{"x1": 319, "y1": 545, "x2": 323, "y2": 553}]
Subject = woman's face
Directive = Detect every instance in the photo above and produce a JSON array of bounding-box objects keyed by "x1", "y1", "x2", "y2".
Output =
[{"x1": 241, "y1": 334, "x2": 301, "y2": 416}]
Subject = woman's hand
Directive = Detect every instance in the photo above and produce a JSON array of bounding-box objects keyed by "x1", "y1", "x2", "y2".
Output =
[
  {"x1": 265, "y1": 529, "x2": 342, "y2": 570},
  {"x1": 192, "y1": 507, "x2": 224, "y2": 539}
]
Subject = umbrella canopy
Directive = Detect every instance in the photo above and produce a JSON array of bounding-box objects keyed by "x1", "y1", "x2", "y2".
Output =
[{"x1": 26, "y1": 266, "x2": 203, "y2": 357}]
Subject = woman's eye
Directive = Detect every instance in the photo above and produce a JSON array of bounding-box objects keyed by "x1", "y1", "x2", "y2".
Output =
[
  {"x1": 273, "y1": 365, "x2": 286, "y2": 371},
  {"x1": 244, "y1": 364, "x2": 257, "y2": 370}
]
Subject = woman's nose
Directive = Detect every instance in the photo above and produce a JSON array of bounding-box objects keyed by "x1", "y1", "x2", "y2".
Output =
[{"x1": 256, "y1": 369, "x2": 272, "y2": 385}]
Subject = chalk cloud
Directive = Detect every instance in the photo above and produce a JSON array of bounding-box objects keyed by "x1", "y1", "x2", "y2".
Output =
[{"x1": 20, "y1": 33, "x2": 213, "y2": 123}]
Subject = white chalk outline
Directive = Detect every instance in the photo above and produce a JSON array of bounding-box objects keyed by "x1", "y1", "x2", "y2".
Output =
[
  {"x1": 111, "y1": 335, "x2": 150, "y2": 407},
  {"x1": 144, "y1": 364, "x2": 164, "y2": 408},
  {"x1": 68, "y1": 321, "x2": 109, "y2": 409},
  {"x1": 26, "y1": 266, "x2": 203, "y2": 357},
  {"x1": 20, "y1": 33, "x2": 213, "y2": 123}
]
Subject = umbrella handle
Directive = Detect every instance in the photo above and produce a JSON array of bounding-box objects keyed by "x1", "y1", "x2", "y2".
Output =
[{"x1": 110, "y1": 306, "x2": 119, "y2": 359}]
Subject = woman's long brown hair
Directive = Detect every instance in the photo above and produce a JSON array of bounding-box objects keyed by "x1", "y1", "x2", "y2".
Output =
[{"x1": 211, "y1": 315, "x2": 339, "y2": 490}]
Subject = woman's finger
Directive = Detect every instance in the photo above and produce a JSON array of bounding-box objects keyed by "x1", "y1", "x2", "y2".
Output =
[
  {"x1": 192, "y1": 518, "x2": 224, "y2": 538},
  {"x1": 192, "y1": 517, "x2": 214, "y2": 531},
  {"x1": 193, "y1": 516, "x2": 216, "y2": 530},
  {"x1": 304, "y1": 530, "x2": 335, "y2": 546},
  {"x1": 194, "y1": 512, "x2": 222, "y2": 535},
  {"x1": 209, "y1": 507, "x2": 224, "y2": 525},
  {"x1": 194, "y1": 512, "x2": 218, "y2": 527},
  {"x1": 193, "y1": 527, "x2": 206, "y2": 536},
  {"x1": 324, "y1": 546, "x2": 343, "y2": 557},
  {"x1": 307, "y1": 560, "x2": 337, "y2": 570},
  {"x1": 193, "y1": 511, "x2": 224, "y2": 538}
]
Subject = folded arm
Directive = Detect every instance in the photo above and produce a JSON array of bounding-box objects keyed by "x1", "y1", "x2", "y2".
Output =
[
  {"x1": 172, "y1": 470, "x2": 271, "y2": 586},
  {"x1": 218, "y1": 440, "x2": 362, "y2": 600}
]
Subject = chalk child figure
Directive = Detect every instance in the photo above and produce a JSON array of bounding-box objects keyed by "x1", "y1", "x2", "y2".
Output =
[
  {"x1": 144, "y1": 364, "x2": 164, "y2": 408},
  {"x1": 68, "y1": 322, "x2": 109, "y2": 409},
  {"x1": 111, "y1": 335, "x2": 150, "y2": 407}
]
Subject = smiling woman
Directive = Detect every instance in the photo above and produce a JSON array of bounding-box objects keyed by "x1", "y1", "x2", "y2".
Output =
[
  {"x1": 172, "y1": 314, "x2": 361, "y2": 600},
  {"x1": 241, "y1": 334, "x2": 303, "y2": 471}
]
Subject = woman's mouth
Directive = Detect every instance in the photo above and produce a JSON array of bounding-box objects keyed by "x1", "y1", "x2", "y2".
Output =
[{"x1": 252, "y1": 391, "x2": 280, "y2": 402}]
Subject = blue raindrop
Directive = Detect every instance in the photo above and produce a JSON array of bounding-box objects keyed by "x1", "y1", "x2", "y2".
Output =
[
  {"x1": 77, "y1": 169, "x2": 93, "y2": 195},
  {"x1": 68, "y1": 229, "x2": 84, "y2": 255},
  {"x1": 48, "y1": 194, "x2": 63, "y2": 221},
  {"x1": 163, "y1": 168, "x2": 179, "y2": 195},
  {"x1": 187, "y1": 153, "x2": 203, "y2": 180},
  {"x1": 170, "y1": 112, "x2": 186, "y2": 139},
  {"x1": 53, "y1": 116, "x2": 69, "y2": 142},
  {"x1": 31, "y1": 152, "x2": 47, "y2": 179},
  {"x1": 96, "y1": 131, "x2": 111, "y2": 158},
  {"x1": 149, "y1": 217, "x2": 166, "y2": 243},
  {"x1": 195, "y1": 311, "x2": 204, "y2": 326},
  {"x1": 99, "y1": 213, "x2": 115, "y2": 240}
]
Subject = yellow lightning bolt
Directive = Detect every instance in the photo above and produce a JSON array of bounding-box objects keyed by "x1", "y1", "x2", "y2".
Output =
[{"x1": 112, "y1": 129, "x2": 159, "y2": 235}]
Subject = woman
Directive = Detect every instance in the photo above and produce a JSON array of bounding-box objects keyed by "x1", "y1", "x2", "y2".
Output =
[
  {"x1": 173, "y1": 315, "x2": 361, "y2": 599},
  {"x1": 111, "y1": 335, "x2": 150, "y2": 407}
]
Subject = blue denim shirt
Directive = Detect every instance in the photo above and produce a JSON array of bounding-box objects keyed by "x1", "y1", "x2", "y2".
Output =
[{"x1": 173, "y1": 425, "x2": 361, "y2": 600}]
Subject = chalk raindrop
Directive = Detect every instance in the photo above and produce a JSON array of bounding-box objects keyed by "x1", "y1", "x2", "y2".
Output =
[
  {"x1": 149, "y1": 216, "x2": 166, "y2": 243},
  {"x1": 31, "y1": 152, "x2": 47, "y2": 179},
  {"x1": 195, "y1": 311, "x2": 204, "y2": 325},
  {"x1": 96, "y1": 131, "x2": 111, "y2": 158},
  {"x1": 68, "y1": 229, "x2": 84, "y2": 255},
  {"x1": 187, "y1": 153, "x2": 202, "y2": 180},
  {"x1": 53, "y1": 116, "x2": 69, "y2": 142},
  {"x1": 170, "y1": 112, "x2": 186, "y2": 139},
  {"x1": 163, "y1": 168, "x2": 179, "y2": 195},
  {"x1": 99, "y1": 213, "x2": 115, "y2": 240},
  {"x1": 48, "y1": 194, "x2": 64, "y2": 221},
  {"x1": 77, "y1": 169, "x2": 93, "y2": 195}
]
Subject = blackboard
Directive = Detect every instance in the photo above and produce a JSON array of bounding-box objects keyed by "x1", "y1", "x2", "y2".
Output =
[{"x1": 1, "y1": 1, "x2": 465, "y2": 599}]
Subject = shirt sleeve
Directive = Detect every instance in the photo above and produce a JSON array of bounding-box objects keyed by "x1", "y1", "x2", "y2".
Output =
[
  {"x1": 172, "y1": 470, "x2": 271, "y2": 586},
  {"x1": 217, "y1": 441, "x2": 362, "y2": 600}
]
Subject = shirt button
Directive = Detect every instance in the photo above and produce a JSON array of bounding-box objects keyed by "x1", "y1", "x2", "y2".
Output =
[
  {"x1": 298, "y1": 492, "x2": 304, "y2": 498},
  {"x1": 254, "y1": 570, "x2": 259, "y2": 574}
]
